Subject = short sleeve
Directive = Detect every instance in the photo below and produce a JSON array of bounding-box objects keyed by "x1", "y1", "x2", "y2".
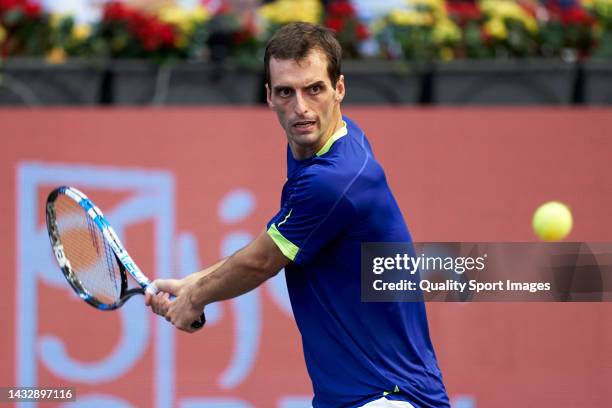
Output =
[{"x1": 267, "y1": 171, "x2": 356, "y2": 265}]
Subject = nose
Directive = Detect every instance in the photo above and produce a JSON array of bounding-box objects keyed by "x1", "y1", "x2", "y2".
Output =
[{"x1": 293, "y1": 91, "x2": 308, "y2": 116}]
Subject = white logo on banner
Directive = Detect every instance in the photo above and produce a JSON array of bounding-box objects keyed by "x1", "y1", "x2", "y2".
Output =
[{"x1": 16, "y1": 162, "x2": 309, "y2": 408}]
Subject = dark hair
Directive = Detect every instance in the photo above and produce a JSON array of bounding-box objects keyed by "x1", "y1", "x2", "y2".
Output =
[{"x1": 264, "y1": 22, "x2": 342, "y2": 88}]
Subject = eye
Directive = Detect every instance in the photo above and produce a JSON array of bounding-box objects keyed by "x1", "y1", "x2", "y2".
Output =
[
  {"x1": 277, "y1": 88, "x2": 293, "y2": 98},
  {"x1": 310, "y1": 85, "x2": 322, "y2": 95}
]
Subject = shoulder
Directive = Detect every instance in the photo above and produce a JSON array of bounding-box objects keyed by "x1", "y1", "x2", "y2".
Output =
[{"x1": 293, "y1": 165, "x2": 348, "y2": 202}]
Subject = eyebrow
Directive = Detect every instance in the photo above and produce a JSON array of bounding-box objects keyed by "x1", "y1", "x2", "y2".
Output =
[{"x1": 272, "y1": 80, "x2": 326, "y2": 92}]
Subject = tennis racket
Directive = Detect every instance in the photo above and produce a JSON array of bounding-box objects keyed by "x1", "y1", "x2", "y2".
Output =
[{"x1": 46, "y1": 186, "x2": 205, "y2": 329}]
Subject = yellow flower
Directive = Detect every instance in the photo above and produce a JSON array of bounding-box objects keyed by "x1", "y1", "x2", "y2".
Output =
[
  {"x1": 0, "y1": 25, "x2": 6, "y2": 44},
  {"x1": 192, "y1": 5, "x2": 210, "y2": 24},
  {"x1": 73, "y1": 24, "x2": 91, "y2": 41},
  {"x1": 50, "y1": 13, "x2": 67, "y2": 28},
  {"x1": 523, "y1": 15, "x2": 538, "y2": 34},
  {"x1": 484, "y1": 17, "x2": 508, "y2": 40},
  {"x1": 432, "y1": 17, "x2": 461, "y2": 44},
  {"x1": 159, "y1": 6, "x2": 192, "y2": 33},
  {"x1": 259, "y1": 0, "x2": 322, "y2": 25},
  {"x1": 481, "y1": 0, "x2": 538, "y2": 34},
  {"x1": 439, "y1": 46, "x2": 454, "y2": 61},
  {"x1": 408, "y1": 0, "x2": 445, "y2": 15},
  {"x1": 482, "y1": 0, "x2": 525, "y2": 20},
  {"x1": 581, "y1": 0, "x2": 594, "y2": 9},
  {"x1": 159, "y1": 5, "x2": 210, "y2": 35},
  {"x1": 46, "y1": 48, "x2": 67, "y2": 64},
  {"x1": 594, "y1": 0, "x2": 612, "y2": 18},
  {"x1": 258, "y1": 3, "x2": 277, "y2": 21},
  {"x1": 389, "y1": 9, "x2": 433, "y2": 26}
]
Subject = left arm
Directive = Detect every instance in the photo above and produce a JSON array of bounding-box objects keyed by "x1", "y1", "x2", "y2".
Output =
[{"x1": 152, "y1": 229, "x2": 290, "y2": 332}]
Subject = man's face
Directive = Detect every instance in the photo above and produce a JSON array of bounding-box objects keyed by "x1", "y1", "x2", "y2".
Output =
[{"x1": 266, "y1": 48, "x2": 345, "y2": 159}]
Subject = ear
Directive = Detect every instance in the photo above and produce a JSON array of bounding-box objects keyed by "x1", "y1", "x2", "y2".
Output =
[
  {"x1": 334, "y1": 75, "x2": 345, "y2": 104},
  {"x1": 265, "y1": 83, "x2": 274, "y2": 109}
]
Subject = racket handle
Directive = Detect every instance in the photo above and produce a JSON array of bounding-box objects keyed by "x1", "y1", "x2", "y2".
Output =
[{"x1": 146, "y1": 283, "x2": 206, "y2": 329}]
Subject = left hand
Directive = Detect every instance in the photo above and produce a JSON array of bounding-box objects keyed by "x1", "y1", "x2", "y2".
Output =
[{"x1": 146, "y1": 278, "x2": 204, "y2": 333}]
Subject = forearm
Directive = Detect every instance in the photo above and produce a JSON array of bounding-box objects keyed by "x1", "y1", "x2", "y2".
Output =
[
  {"x1": 190, "y1": 251, "x2": 270, "y2": 307},
  {"x1": 193, "y1": 258, "x2": 227, "y2": 281},
  {"x1": 189, "y1": 232, "x2": 287, "y2": 308},
  {"x1": 176, "y1": 258, "x2": 227, "y2": 289}
]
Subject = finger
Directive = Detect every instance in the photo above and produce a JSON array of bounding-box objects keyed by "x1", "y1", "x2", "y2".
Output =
[
  {"x1": 144, "y1": 291, "x2": 152, "y2": 306},
  {"x1": 152, "y1": 302, "x2": 162, "y2": 316},
  {"x1": 153, "y1": 279, "x2": 181, "y2": 296},
  {"x1": 153, "y1": 292, "x2": 169, "y2": 307},
  {"x1": 152, "y1": 296, "x2": 169, "y2": 316},
  {"x1": 155, "y1": 303, "x2": 166, "y2": 316}
]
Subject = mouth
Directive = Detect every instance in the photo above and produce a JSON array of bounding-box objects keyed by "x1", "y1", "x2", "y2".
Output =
[{"x1": 292, "y1": 120, "x2": 316, "y2": 130}]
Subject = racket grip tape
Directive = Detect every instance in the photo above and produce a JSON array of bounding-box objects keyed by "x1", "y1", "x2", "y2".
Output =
[{"x1": 146, "y1": 283, "x2": 206, "y2": 329}]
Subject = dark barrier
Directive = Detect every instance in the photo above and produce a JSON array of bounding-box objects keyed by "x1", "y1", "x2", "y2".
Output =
[
  {"x1": 110, "y1": 60, "x2": 421, "y2": 106},
  {"x1": 0, "y1": 59, "x2": 103, "y2": 106},
  {"x1": 341, "y1": 60, "x2": 422, "y2": 105},
  {"x1": 110, "y1": 60, "x2": 263, "y2": 105},
  {"x1": 432, "y1": 59, "x2": 576, "y2": 105},
  {"x1": 583, "y1": 59, "x2": 612, "y2": 105},
  {"x1": 4, "y1": 58, "x2": 612, "y2": 106}
]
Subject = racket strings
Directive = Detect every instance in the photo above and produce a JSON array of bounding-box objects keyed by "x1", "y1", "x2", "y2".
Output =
[
  {"x1": 86, "y1": 214, "x2": 121, "y2": 293},
  {"x1": 54, "y1": 195, "x2": 122, "y2": 305}
]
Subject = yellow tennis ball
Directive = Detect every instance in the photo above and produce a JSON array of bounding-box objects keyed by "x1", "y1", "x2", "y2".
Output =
[{"x1": 532, "y1": 201, "x2": 573, "y2": 241}]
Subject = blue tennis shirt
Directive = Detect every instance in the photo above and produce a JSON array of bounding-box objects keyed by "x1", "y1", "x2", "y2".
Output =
[{"x1": 267, "y1": 116, "x2": 449, "y2": 408}]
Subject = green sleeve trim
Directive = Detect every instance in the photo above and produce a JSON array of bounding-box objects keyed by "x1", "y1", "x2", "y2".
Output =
[
  {"x1": 267, "y1": 223, "x2": 299, "y2": 261},
  {"x1": 316, "y1": 121, "x2": 348, "y2": 156}
]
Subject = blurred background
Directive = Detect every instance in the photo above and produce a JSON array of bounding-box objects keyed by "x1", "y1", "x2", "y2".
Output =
[{"x1": 1, "y1": 1, "x2": 611, "y2": 408}]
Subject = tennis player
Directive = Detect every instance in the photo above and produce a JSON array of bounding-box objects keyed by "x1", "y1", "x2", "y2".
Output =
[{"x1": 146, "y1": 22, "x2": 449, "y2": 408}]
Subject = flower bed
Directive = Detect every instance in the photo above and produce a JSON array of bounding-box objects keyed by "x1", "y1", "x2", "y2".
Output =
[{"x1": 0, "y1": 0, "x2": 610, "y2": 62}]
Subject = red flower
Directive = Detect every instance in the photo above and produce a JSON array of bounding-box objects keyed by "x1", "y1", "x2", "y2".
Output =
[
  {"x1": 103, "y1": 2, "x2": 132, "y2": 21},
  {"x1": 138, "y1": 18, "x2": 176, "y2": 50},
  {"x1": 325, "y1": 16, "x2": 345, "y2": 33},
  {"x1": 328, "y1": 0, "x2": 355, "y2": 17},
  {"x1": 23, "y1": 1, "x2": 40, "y2": 18},
  {"x1": 158, "y1": 23, "x2": 175, "y2": 47},
  {"x1": 129, "y1": 12, "x2": 149, "y2": 31},
  {"x1": 233, "y1": 27, "x2": 255, "y2": 45},
  {"x1": 141, "y1": 36, "x2": 159, "y2": 51},
  {"x1": 213, "y1": 1, "x2": 232, "y2": 15},
  {"x1": 356, "y1": 23, "x2": 368, "y2": 40},
  {"x1": 446, "y1": 1, "x2": 482, "y2": 24},
  {"x1": 0, "y1": 0, "x2": 25, "y2": 12},
  {"x1": 101, "y1": 2, "x2": 177, "y2": 51},
  {"x1": 561, "y1": 6, "x2": 595, "y2": 26}
]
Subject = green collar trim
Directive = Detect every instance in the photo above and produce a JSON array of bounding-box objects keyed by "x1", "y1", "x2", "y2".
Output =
[{"x1": 315, "y1": 121, "x2": 348, "y2": 157}]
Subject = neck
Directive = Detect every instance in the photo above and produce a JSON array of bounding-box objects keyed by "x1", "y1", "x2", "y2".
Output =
[{"x1": 290, "y1": 112, "x2": 343, "y2": 160}]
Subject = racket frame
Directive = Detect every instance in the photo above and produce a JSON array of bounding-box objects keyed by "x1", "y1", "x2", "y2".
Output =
[
  {"x1": 46, "y1": 186, "x2": 152, "y2": 310},
  {"x1": 47, "y1": 186, "x2": 205, "y2": 329}
]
